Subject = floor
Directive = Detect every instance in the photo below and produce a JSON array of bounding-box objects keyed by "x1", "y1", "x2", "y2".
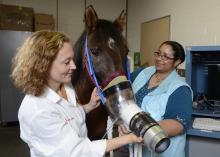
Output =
[{"x1": 0, "y1": 122, "x2": 29, "y2": 157}]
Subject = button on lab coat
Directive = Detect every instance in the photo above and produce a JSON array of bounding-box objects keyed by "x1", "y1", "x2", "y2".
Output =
[{"x1": 18, "y1": 84, "x2": 106, "y2": 157}]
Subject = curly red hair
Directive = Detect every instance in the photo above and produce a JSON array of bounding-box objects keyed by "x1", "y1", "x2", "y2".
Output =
[{"x1": 11, "y1": 30, "x2": 70, "y2": 96}]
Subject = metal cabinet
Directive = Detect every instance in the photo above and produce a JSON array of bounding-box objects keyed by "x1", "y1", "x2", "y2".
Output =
[
  {"x1": 0, "y1": 30, "x2": 31, "y2": 123},
  {"x1": 185, "y1": 46, "x2": 220, "y2": 157}
]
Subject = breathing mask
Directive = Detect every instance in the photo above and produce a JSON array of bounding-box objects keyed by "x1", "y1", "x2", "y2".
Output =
[{"x1": 103, "y1": 80, "x2": 170, "y2": 153}]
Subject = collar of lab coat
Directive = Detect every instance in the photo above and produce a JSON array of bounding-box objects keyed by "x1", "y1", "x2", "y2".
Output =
[
  {"x1": 41, "y1": 86, "x2": 62, "y2": 103},
  {"x1": 41, "y1": 84, "x2": 77, "y2": 106}
]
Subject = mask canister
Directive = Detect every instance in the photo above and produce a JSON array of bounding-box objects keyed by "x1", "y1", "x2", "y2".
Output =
[{"x1": 103, "y1": 81, "x2": 170, "y2": 153}]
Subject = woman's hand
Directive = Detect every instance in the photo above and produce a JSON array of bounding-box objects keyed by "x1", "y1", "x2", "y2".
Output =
[
  {"x1": 106, "y1": 131, "x2": 143, "y2": 152},
  {"x1": 83, "y1": 88, "x2": 101, "y2": 113},
  {"x1": 118, "y1": 124, "x2": 131, "y2": 136},
  {"x1": 129, "y1": 133, "x2": 143, "y2": 143},
  {"x1": 118, "y1": 124, "x2": 143, "y2": 143}
]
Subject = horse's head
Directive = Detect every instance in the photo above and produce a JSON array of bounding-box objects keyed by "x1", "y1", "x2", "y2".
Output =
[
  {"x1": 72, "y1": 5, "x2": 129, "y2": 140},
  {"x1": 73, "y1": 5, "x2": 128, "y2": 91}
]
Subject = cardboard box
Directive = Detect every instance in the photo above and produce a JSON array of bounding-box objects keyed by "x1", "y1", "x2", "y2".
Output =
[
  {"x1": 34, "y1": 13, "x2": 55, "y2": 31},
  {"x1": 0, "y1": 4, "x2": 34, "y2": 31}
]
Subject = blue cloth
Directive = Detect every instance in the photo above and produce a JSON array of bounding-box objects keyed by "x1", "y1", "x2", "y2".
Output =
[
  {"x1": 131, "y1": 70, "x2": 192, "y2": 132},
  {"x1": 131, "y1": 66, "x2": 193, "y2": 157}
]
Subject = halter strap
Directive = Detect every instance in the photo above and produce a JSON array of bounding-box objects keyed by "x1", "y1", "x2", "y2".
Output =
[
  {"x1": 126, "y1": 56, "x2": 131, "y2": 80},
  {"x1": 102, "y1": 71, "x2": 125, "y2": 88},
  {"x1": 84, "y1": 37, "x2": 106, "y2": 104}
]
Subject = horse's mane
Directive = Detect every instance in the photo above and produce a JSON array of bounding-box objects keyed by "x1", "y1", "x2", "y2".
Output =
[{"x1": 71, "y1": 31, "x2": 86, "y2": 87}]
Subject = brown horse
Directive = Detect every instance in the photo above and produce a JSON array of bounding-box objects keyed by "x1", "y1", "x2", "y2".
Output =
[{"x1": 71, "y1": 5, "x2": 129, "y2": 141}]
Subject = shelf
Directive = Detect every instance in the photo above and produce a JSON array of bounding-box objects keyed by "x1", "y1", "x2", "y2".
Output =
[
  {"x1": 187, "y1": 116, "x2": 220, "y2": 139},
  {"x1": 187, "y1": 127, "x2": 220, "y2": 139},
  {"x1": 192, "y1": 109, "x2": 220, "y2": 118}
]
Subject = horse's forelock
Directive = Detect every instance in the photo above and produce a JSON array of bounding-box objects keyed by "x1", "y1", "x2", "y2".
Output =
[{"x1": 95, "y1": 20, "x2": 123, "y2": 42}]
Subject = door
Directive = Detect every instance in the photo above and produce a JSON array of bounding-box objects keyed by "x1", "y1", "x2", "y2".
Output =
[{"x1": 140, "y1": 16, "x2": 170, "y2": 66}]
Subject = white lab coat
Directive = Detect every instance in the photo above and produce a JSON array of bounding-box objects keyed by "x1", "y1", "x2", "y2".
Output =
[{"x1": 18, "y1": 84, "x2": 106, "y2": 157}]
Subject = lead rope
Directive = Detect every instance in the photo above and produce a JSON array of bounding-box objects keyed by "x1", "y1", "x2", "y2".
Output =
[
  {"x1": 130, "y1": 143, "x2": 142, "y2": 157},
  {"x1": 129, "y1": 144, "x2": 134, "y2": 157},
  {"x1": 137, "y1": 144, "x2": 142, "y2": 157},
  {"x1": 107, "y1": 117, "x2": 114, "y2": 157}
]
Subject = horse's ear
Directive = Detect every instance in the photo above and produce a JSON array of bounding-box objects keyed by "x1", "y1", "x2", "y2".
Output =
[
  {"x1": 114, "y1": 10, "x2": 126, "y2": 32},
  {"x1": 84, "y1": 5, "x2": 98, "y2": 34}
]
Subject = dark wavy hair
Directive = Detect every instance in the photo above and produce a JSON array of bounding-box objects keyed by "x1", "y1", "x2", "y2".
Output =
[{"x1": 160, "y1": 41, "x2": 185, "y2": 64}]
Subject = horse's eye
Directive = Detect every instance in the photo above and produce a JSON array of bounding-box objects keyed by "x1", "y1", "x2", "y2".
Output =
[{"x1": 90, "y1": 48, "x2": 100, "y2": 56}]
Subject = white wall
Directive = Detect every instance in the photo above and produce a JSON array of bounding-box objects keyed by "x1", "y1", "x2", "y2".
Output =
[
  {"x1": 127, "y1": 0, "x2": 220, "y2": 68},
  {"x1": 57, "y1": 0, "x2": 84, "y2": 44}
]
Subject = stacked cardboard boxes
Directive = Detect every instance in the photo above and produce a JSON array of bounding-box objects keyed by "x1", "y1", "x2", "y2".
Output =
[
  {"x1": 0, "y1": 4, "x2": 55, "y2": 32},
  {"x1": 0, "y1": 4, "x2": 34, "y2": 31},
  {"x1": 34, "y1": 13, "x2": 55, "y2": 31}
]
